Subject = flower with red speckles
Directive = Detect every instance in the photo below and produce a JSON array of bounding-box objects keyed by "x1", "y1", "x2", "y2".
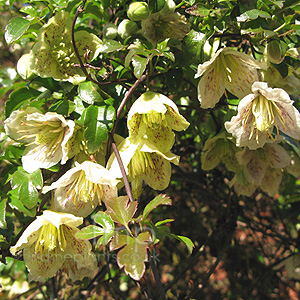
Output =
[
  {"x1": 107, "y1": 137, "x2": 179, "y2": 199},
  {"x1": 127, "y1": 91, "x2": 189, "y2": 153},
  {"x1": 195, "y1": 48, "x2": 266, "y2": 108},
  {"x1": 10, "y1": 211, "x2": 97, "y2": 282},
  {"x1": 43, "y1": 161, "x2": 119, "y2": 217},
  {"x1": 225, "y1": 82, "x2": 300, "y2": 149}
]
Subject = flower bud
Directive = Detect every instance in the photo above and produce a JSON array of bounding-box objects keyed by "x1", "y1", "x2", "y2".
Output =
[
  {"x1": 127, "y1": 2, "x2": 150, "y2": 21},
  {"x1": 267, "y1": 39, "x2": 285, "y2": 64},
  {"x1": 17, "y1": 53, "x2": 34, "y2": 80},
  {"x1": 103, "y1": 23, "x2": 118, "y2": 39},
  {"x1": 118, "y1": 19, "x2": 139, "y2": 39}
]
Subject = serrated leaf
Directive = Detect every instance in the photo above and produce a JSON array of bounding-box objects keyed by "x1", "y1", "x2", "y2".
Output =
[
  {"x1": 169, "y1": 234, "x2": 194, "y2": 254},
  {"x1": 116, "y1": 232, "x2": 152, "y2": 280},
  {"x1": 0, "y1": 199, "x2": 7, "y2": 229},
  {"x1": 142, "y1": 194, "x2": 172, "y2": 220},
  {"x1": 5, "y1": 17, "x2": 31, "y2": 44},
  {"x1": 105, "y1": 196, "x2": 138, "y2": 231},
  {"x1": 5, "y1": 86, "x2": 42, "y2": 118},
  {"x1": 78, "y1": 81, "x2": 103, "y2": 104},
  {"x1": 75, "y1": 225, "x2": 104, "y2": 240}
]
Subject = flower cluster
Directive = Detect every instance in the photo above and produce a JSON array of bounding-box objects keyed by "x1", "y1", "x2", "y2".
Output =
[{"x1": 198, "y1": 47, "x2": 300, "y2": 196}]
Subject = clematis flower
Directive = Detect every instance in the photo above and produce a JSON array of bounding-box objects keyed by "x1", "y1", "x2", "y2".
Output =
[
  {"x1": 201, "y1": 132, "x2": 242, "y2": 172},
  {"x1": 230, "y1": 144, "x2": 290, "y2": 196},
  {"x1": 43, "y1": 161, "x2": 119, "y2": 217},
  {"x1": 29, "y1": 11, "x2": 102, "y2": 84},
  {"x1": 274, "y1": 254, "x2": 300, "y2": 280},
  {"x1": 141, "y1": 1, "x2": 190, "y2": 45},
  {"x1": 10, "y1": 210, "x2": 97, "y2": 282},
  {"x1": 195, "y1": 48, "x2": 266, "y2": 108},
  {"x1": 4, "y1": 107, "x2": 76, "y2": 173},
  {"x1": 225, "y1": 82, "x2": 300, "y2": 149},
  {"x1": 127, "y1": 91, "x2": 189, "y2": 153},
  {"x1": 108, "y1": 137, "x2": 179, "y2": 199}
]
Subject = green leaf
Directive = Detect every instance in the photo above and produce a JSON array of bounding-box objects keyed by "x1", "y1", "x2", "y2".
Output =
[
  {"x1": 132, "y1": 55, "x2": 148, "y2": 79},
  {"x1": 82, "y1": 105, "x2": 115, "y2": 153},
  {"x1": 154, "y1": 219, "x2": 175, "y2": 226},
  {"x1": 5, "y1": 86, "x2": 42, "y2": 118},
  {"x1": 105, "y1": 196, "x2": 138, "y2": 231},
  {"x1": 169, "y1": 234, "x2": 194, "y2": 254},
  {"x1": 11, "y1": 168, "x2": 43, "y2": 209},
  {"x1": 183, "y1": 29, "x2": 214, "y2": 64},
  {"x1": 49, "y1": 99, "x2": 75, "y2": 116},
  {"x1": 114, "y1": 232, "x2": 152, "y2": 280},
  {"x1": 8, "y1": 189, "x2": 36, "y2": 217},
  {"x1": 93, "y1": 211, "x2": 115, "y2": 246},
  {"x1": 4, "y1": 17, "x2": 31, "y2": 44},
  {"x1": 99, "y1": 40, "x2": 124, "y2": 53},
  {"x1": 0, "y1": 199, "x2": 7, "y2": 229},
  {"x1": 78, "y1": 81, "x2": 103, "y2": 104},
  {"x1": 75, "y1": 225, "x2": 104, "y2": 240},
  {"x1": 142, "y1": 194, "x2": 172, "y2": 220},
  {"x1": 239, "y1": 9, "x2": 271, "y2": 21}
]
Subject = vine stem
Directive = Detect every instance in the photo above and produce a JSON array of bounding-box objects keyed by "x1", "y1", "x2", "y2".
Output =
[
  {"x1": 148, "y1": 249, "x2": 167, "y2": 300},
  {"x1": 105, "y1": 74, "x2": 147, "y2": 163}
]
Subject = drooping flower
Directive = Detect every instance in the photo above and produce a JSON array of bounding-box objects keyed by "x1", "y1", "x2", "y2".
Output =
[
  {"x1": 141, "y1": 0, "x2": 190, "y2": 45},
  {"x1": 4, "y1": 107, "x2": 76, "y2": 173},
  {"x1": 127, "y1": 91, "x2": 189, "y2": 153},
  {"x1": 10, "y1": 210, "x2": 97, "y2": 282},
  {"x1": 29, "y1": 11, "x2": 102, "y2": 84},
  {"x1": 107, "y1": 137, "x2": 179, "y2": 199},
  {"x1": 201, "y1": 132, "x2": 242, "y2": 172},
  {"x1": 195, "y1": 48, "x2": 266, "y2": 109},
  {"x1": 230, "y1": 144, "x2": 291, "y2": 196},
  {"x1": 43, "y1": 161, "x2": 119, "y2": 217},
  {"x1": 225, "y1": 82, "x2": 300, "y2": 149}
]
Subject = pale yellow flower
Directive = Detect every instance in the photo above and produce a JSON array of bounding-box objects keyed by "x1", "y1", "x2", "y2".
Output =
[{"x1": 10, "y1": 211, "x2": 97, "y2": 282}]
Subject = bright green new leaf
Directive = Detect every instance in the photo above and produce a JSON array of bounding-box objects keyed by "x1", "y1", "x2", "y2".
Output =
[
  {"x1": 99, "y1": 40, "x2": 124, "y2": 53},
  {"x1": 105, "y1": 196, "x2": 138, "y2": 231},
  {"x1": 93, "y1": 211, "x2": 115, "y2": 246},
  {"x1": 170, "y1": 234, "x2": 194, "y2": 254},
  {"x1": 4, "y1": 17, "x2": 31, "y2": 44},
  {"x1": 142, "y1": 194, "x2": 172, "y2": 220}
]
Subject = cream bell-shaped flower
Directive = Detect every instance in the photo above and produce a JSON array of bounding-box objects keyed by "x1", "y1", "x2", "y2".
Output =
[
  {"x1": 4, "y1": 107, "x2": 75, "y2": 173},
  {"x1": 10, "y1": 210, "x2": 97, "y2": 282},
  {"x1": 30, "y1": 11, "x2": 102, "y2": 84},
  {"x1": 225, "y1": 82, "x2": 300, "y2": 149},
  {"x1": 108, "y1": 137, "x2": 179, "y2": 199},
  {"x1": 127, "y1": 91, "x2": 189, "y2": 153},
  {"x1": 195, "y1": 48, "x2": 266, "y2": 108},
  {"x1": 43, "y1": 161, "x2": 119, "y2": 217}
]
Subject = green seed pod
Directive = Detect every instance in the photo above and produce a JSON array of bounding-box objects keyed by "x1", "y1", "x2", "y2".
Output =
[
  {"x1": 267, "y1": 39, "x2": 285, "y2": 64},
  {"x1": 127, "y1": 2, "x2": 150, "y2": 21},
  {"x1": 103, "y1": 23, "x2": 118, "y2": 39},
  {"x1": 118, "y1": 19, "x2": 139, "y2": 39}
]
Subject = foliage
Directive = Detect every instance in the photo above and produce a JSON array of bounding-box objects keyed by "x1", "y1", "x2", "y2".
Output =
[{"x1": 0, "y1": 0, "x2": 300, "y2": 299}]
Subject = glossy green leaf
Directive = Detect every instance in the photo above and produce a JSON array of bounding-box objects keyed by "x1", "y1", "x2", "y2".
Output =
[
  {"x1": 5, "y1": 86, "x2": 41, "y2": 118},
  {"x1": 93, "y1": 211, "x2": 115, "y2": 246},
  {"x1": 0, "y1": 199, "x2": 7, "y2": 229},
  {"x1": 132, "y1": 55, "x2": 148, "y2": 79},
  {"x1": 78, "y1": 81, "x2": 103, "y2": 104},
  {"x1": 142, "y1": 194, "x2": 172, "y2": 220},
  {"x1": 4, "y1": 17, "x2": 31, "y2": 44},
  {"x1": 82, "y1": 105, "x2": 115, "y2": 153},
  {"x1": 8, "y1": 189, "x2": 36, "y2": 217},
  {"x1": 99, "y1": 40, "x2": 124, "y2": 53},
  {"x1": 239, "y1": 9, "x2": 271, "y2": 21}
]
